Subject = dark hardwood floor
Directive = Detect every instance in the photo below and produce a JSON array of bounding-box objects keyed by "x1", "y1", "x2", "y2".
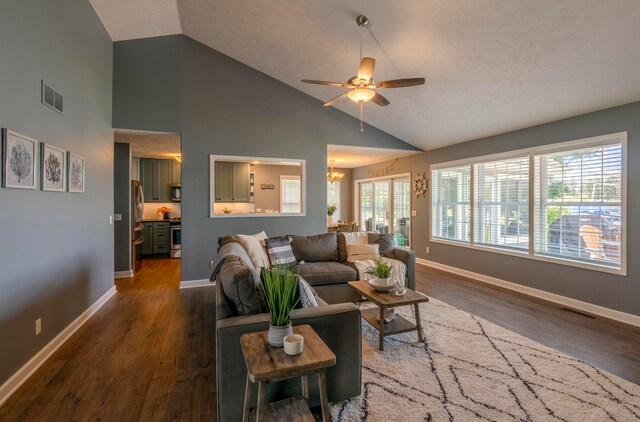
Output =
[
  {"x1": 1, "y1": 258, "x2": 639, "y2": 421},
  {"x1": 416, "y1": 264, "x2": 640, "y2": 385},
  {"x1": 0, "y1": 258, "x2": 216, "y2": 421}
]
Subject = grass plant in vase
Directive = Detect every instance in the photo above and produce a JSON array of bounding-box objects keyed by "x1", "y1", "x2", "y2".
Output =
[{"x1": 261, "y1": 267, "x2": 300, "y2": 347}]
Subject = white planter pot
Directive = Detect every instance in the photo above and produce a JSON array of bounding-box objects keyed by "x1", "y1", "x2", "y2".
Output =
[
  {"x1": 268, "y1": 322, "x2": 293, "y2": 347},
  {"x1": 374, "y1": 277, "x2": 391, "y2": 286},
  {"x1": 327, "y1": 215, "x2": 334, "y2": 226}
]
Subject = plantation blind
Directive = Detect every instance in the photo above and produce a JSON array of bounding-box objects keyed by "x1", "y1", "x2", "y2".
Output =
[
  {"x1": 474, "y1": 156, "x2": 529, "y2": 250},
  {"x1": 431, "y1": 165, "x2": 471, "y2": 243},
  {"x1": 534, "y1": 142, "x2": 622, "y2": 268}
]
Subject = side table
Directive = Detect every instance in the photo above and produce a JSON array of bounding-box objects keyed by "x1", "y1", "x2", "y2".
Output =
[{"x1": 240, "y1": 324, "x2": 336, "y2": 422}]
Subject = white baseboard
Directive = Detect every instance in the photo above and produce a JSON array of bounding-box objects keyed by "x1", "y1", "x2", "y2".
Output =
[
  {"x1": 114, "y1": 270, "x2": 133, "y2": 278},
  {"x1": 0, "y1": 285, "x2": 117, "y2": 406},
  {"x1": 180, "y1": 279, "x2": 213, "y2": 289},
  {"x1": 416, "y1": 258, "x2": 640, "y2": 328}
]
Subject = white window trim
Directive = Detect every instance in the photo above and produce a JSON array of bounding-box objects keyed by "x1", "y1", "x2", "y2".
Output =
[
  {"x1": 429, "y1": 132, "x2": 627, "y2": 276},
  {"x1": 280, "y1": 175, "x2": 302, "y2": 214}
]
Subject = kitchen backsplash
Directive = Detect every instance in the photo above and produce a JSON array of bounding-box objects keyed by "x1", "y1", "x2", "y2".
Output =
[{"x1": 143, "y1": 202, "x2": 181, "y2": 219}]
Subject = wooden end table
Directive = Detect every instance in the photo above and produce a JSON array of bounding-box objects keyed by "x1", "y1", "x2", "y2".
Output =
[
  {"x1": 348, "y1": 280, "x2": 429, "y2": 351},
  {"x1": 239, "y1": 324, "x2": 336, "y2": 422}
]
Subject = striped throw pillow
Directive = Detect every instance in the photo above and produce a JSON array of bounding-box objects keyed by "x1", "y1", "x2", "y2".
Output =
[{"x1": 265, "y1": 237, "x2": 297, "y2": 268}]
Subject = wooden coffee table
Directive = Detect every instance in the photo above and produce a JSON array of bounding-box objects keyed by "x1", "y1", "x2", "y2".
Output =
[
  {"x1": 348, "y1": 280, "x2": 429, "y2": 351},
  {"x1": 239, "y1": 324, "x2": 336, "y2": 422}
]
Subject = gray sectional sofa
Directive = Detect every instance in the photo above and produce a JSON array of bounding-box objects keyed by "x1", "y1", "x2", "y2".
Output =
[{"x1": 213, "y1": 232, "x2": 416, "y2": 421}]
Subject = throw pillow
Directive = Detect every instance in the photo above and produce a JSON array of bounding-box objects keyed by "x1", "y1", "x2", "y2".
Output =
[
  {"x1": 237, "y1": 231, "x2": 270, "y2": 270},
  {"x1": 217, "y1": 255, "x2": 265, "y2": 316},
  {"x1": 368, "y1": 233, "x2": 396, "y2": 258},
  {"x1": 265, "y1": 236, "x2": 297, "y2": 268},
  {"x1": 347, "y1": 243, "x2": 380, "y2": 262},
  {"x1": 287, "y1": 233, "x2": 338, "y2": 262},
  {"x1": 294, "y1": 276, "x2": 319, "y2": 309}
]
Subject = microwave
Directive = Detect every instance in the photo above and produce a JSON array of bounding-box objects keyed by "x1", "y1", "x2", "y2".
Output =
[{"x1": 171, "y1": 184, "x2": 181, "y2": 202}]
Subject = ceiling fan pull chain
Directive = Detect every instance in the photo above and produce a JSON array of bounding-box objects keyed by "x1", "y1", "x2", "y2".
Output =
[{"x1": 360, "y1": 101, "x2": 364, "y2": 132}]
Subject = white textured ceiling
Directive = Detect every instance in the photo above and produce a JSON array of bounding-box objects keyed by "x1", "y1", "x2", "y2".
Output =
[
  {"x1": 93, "y1": 0, "x2": 640, "y2": 150},
  {"x1": 114, "y1": 130, "x2": 181, "y2": 159},
  {"x1": 328, "y1": 145, "x2": 420, "y2": 169}
]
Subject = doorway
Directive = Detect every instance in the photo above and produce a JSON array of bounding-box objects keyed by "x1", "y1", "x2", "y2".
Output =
[{"x1": 356, "y1": 175, "x2": 411, "y2": 247}]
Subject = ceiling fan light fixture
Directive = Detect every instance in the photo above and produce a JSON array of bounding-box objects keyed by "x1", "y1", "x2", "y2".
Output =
[{"x1": 347, "y1": 88, "x2": 375, "y2": 102}]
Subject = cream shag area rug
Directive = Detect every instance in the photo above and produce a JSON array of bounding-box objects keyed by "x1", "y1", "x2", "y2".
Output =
[{"x1": 331, "y1": 298, "x2": 640, "y2": 421}]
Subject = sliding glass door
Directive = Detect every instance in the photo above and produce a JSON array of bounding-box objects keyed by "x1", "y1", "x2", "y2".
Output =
[{"x1": 358, "y1": 176, "x2": 411, "y2": 247}]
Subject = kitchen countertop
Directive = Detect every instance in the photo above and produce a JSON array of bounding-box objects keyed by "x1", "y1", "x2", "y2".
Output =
[{"x1": 142, "y1": 219, "x2": 181, "y2": 223}]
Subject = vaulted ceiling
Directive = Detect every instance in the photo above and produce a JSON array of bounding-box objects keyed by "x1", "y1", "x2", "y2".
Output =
[{"x1": 91, "y1": 0, "x2": 640, "y2": 151}]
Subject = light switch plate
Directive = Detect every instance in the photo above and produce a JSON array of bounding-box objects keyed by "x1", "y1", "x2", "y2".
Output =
[
  {"x1": 411, "y1": 210, "x2": 417, "y2": 217},
  {"x1": 114, "y1": 213, "x2": 122, "y2": 221}
]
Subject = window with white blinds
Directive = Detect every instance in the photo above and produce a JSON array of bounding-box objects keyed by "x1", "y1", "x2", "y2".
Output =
[
  {"x1": 474, "y1": 156, "x2": 529, "y2": 250},
  {"x1": 430, "y1": 132, "x2": 626, "y2": 274},
  {"x1": 280, "y1": 176, "x2": 301, "y2": 214},
  {"x1": 431, "y1": 166, "x2": 471, "y2": 243},
  {"x1": 534, "y1": 142, "x2": 623, "y2": 269}
]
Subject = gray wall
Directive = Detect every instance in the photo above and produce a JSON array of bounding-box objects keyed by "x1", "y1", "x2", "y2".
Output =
[
  {"x1": 114, "y1": 143, "x2": 131, "y2": 272},
  {"x1": 252, "y1": 164, "x2": 302, "y2": 212},
  {"x1": 112, "y1": 35, "x2": 419, "y2": 280},
  {"x1": 353, "y1": 101, "x2": 640, "y2": 316},
  {"x1": 0, "y1": 0, "x2": 113, "y2": 386}
]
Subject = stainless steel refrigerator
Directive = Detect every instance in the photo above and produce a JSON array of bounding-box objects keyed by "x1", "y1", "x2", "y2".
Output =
[{"x1": 131, "y1": 180, "x2": 144, "y2": 273}]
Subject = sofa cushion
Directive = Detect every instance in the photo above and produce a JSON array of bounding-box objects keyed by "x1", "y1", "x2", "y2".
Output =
[
  {"x1": 288, "y1": 233, "x2": 338, "y2": 262},
  {"x1": 237, "y1": 231, "x2": 270, "y2": 270},
  {"x1": 265, "y1": 236, "x2": 297, "y2": 268},
  {"x1": 217, "y1": 255, "x2": 265, "y2": 316},
  {"x1": 293, "y1": 261, "x2": 357, "y2": 286},
  {"x1": 347, "y1": 243, "x2": 380, "y2": 262},
  {"x1": 368, "y1": 233, "x2": 396, "y2": 258}
]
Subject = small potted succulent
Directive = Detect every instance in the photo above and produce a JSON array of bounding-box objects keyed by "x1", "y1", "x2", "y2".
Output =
[{"x1": 261, "y1": 267, "x2": 300, "y2": 347}]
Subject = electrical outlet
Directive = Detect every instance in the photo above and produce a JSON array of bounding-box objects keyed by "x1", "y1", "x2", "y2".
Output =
[
  {"x1": 113, "y1": 213, "x2": 122, "y2": 221},
  {"x1": 426, "y1": 247, "x2": 430, "y2": 254},
  {"x1": 35, "y1": 318, "x2": 41, "y2": 335},
  {"x1": 411, "y1": 210, "x2": 417, "y2": 217}
]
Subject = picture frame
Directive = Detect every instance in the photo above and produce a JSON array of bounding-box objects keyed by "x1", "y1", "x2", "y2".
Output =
[
  {"x1": 2, "y1": 128, "x2": 38, "y2": 190},
  {"x1": 67, "y1": 152, "x2": 85, "y2": 193},
  {"x1": 41, "y1": 143, "x2": 66, "y2": 192}
]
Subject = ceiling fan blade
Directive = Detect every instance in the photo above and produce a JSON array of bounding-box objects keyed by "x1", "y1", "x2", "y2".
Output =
[
  {"x1": 373, "y1": 78, "x2": 426, "y2": 89},
  {"x1": 370, "y1": 92, "x2": 390, "y2": 107},
  {"x1": 301, "y1": 79, "x2": 350, "y2": 88},
  {"x1": 357, "y1": 57, "x2": 376, "y2": 83},
  {"x1": 323, "y1": 92, "x2": 349, "y2": 107}
]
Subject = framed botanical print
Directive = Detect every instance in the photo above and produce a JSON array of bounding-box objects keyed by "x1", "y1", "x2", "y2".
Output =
[
  {"x1": 67, "y1": 152, "x2": 85, "y2": 193},
  {"x1": 41, "y1": 143, "x2": 66, "y2": 192},
  {"x1": 2, "y1": 129, "x2": 38, "y2": 190}
]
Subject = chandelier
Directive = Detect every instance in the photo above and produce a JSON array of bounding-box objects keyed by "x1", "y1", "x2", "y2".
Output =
[{"x1": 327, "y1": 160, "x2": 344, "y2": 183}]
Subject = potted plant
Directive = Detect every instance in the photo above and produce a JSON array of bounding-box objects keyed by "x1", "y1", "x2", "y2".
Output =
[
  {"x1": 261, "y1": 267, "x2": 300, "y2": 347},
  {"x1": 327, "y1": 204, "x2": 337, "y2": 225},
  {"x1": 365, "y1": 259, "x2": 393, "y2": 285}
]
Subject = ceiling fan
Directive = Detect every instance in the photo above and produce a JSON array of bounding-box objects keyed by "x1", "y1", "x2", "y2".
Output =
[{"x1": 302, "y1": 15, "x2": 425, "y2": 131}]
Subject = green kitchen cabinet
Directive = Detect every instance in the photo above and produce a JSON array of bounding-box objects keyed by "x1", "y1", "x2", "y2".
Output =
[
  {"x1": 213, "y1": 162, "x2": 250, "y2": 202},
  {"x1": 141, "y1": 223, "x2": 154, "y2": 255},
  {"x1": 140, "y1": 159, "x2": 172, "y2": 202},
  {"x1": 171, "y1": 160, "x2": 181, "y2": 184}
]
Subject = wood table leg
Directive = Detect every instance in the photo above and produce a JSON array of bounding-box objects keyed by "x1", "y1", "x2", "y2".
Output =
[
  {"x1": 379, "y1": 306, "x2": 385, "y2": 351},
  {"x1": 414, "y1": 303, "x2": 424, "y2": 342},
  {"x1": 256, "y1": 381, "x2": 267, "y2": 422},
  {"x1": 242, "y1": 372, "x2": 252, "y2": 422},
  {"x1": 318, "y1": 369, "x2": 332, "y2": 422},
  {"x1": 301, "y1": 375, "x2": 309, "y2": 403}
]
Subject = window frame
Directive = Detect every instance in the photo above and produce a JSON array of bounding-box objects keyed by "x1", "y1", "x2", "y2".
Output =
[
  {"x1": 429, "y1": 132, "x2": 627, "y2": 276},
  {"x1": 280, "y1": 175, "x2": 302, "y2": 214}
]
